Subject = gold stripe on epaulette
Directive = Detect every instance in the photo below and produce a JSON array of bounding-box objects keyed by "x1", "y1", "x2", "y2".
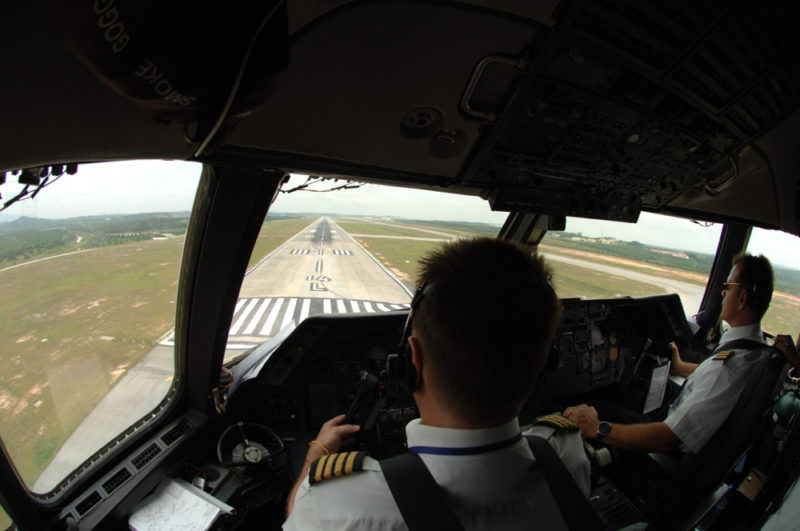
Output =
[
  {"x1": 333, "y1": 452, "x2": 348, "y2": 477},
  {"x1": 345, "y1": 451, "x2": 358, "y2": 473},
  {"x1": 309, "y1": 451, "x2": 367, "y2": 485},
  {"x1": 312, "y1": 454, "x2": 329, "y2": 484},
  {"x1": 324, "y1": 450, "x2": 336, "y2": 477},
  {"x1": 713, "y1": 350, "x2": 733, "y2": 361},
  {"x1": 535, "y1": 414, "x2": 579, "y2": 431}
]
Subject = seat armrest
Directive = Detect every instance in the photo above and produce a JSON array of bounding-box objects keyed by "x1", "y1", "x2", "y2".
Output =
[{"x1": 646, "y1": 452, "x2": 682, "y2": 481}]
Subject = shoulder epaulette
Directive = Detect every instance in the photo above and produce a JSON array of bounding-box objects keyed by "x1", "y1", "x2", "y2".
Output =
[
  {"x1": 534, "y1": 414, "x2": 579, "y2": 431},
  {"x1": 713, "y1": 350, "x2": 734, "y2": 361},
  {"x1": 309, "y1": 451, "x2": 367, "y2": 485}
]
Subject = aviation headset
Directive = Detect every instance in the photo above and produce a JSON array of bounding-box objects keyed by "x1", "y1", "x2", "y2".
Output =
[{"x1": 386, "y1": 283, "x2": 433, "y2": 391}]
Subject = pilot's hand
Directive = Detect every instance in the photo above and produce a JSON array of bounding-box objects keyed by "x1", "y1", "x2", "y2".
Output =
[
  {"x1": 669, "y1": 342, "x2": 683, "y2": 369},
  {"x1": 669, "y1": 342, "x2": 697, "y2": 378},
  {"x1": 564, "y1": 404, "x2": 599, "y2": 439},
  {"x1": 309, "y1": 414, "x2": 360, "y2": 459},
  {"x1": 774, "y1": 334, "x2": 800, "y2": 370}
]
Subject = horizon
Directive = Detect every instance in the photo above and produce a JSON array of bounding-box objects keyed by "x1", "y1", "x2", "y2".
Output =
[{"x1": 1, "y1": 161, "x2": 799, "y2": 270}]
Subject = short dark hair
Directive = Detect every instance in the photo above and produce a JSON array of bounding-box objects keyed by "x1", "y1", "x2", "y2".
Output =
[
  {"x1": 412, "y1": 238, "x2": 560, "y2": 422},
  {"x1": 732, "y1": 253, "x2": 774, "y2": 319}
]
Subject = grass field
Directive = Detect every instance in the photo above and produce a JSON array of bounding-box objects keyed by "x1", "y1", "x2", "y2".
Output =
[
  {"x1": 335, "y1": 219, "x2": 468, "y2": 239},
  {"x1": 0, "y1": 238, "x2": 185, "y2": 486},
  {"x1": 248, "y1": 217, "x2": 317, "y2": 268}
]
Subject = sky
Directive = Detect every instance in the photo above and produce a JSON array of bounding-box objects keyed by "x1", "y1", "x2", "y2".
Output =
[{"x1": 2, "y1": 160, "x2": 799, "y2": 269}]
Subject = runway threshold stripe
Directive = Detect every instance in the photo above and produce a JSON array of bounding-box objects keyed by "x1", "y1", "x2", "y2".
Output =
[
  {"x1": 350, "y1": 300, "x2": 360, "y2": 313},
  {"x1": 243, "y1": 298, "x2": 271, "y2": 335},
  {"x1": 337, "y1": 299, "x2": 346, "y2": 313},
  {"x1": 262, "y1": 298, "x2": 284, "y2": 335},
  {"x1": 323, "y1": 299, "x2": 332, "y2": 314},
  {"x1": 233, "y1": 298, "x2": 247, "y2": 315},
  {"x1": 299, "y1": 298, "x2": 311, "y2": 322},
  {"x1": 230, "y1": 298, "x2": 259, "y2": 335},
  {"x1": 376, "y1": 303, "x2": 389, "y2": 312},
  {"x1": 363, "y1": 302, "x2": 375, "y2": 313},
  {"x1": 281, "y1": 298, "x2": 298, "y2": 330}
]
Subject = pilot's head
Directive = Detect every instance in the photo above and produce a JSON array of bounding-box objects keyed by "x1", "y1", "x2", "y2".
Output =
[
  {"x1": 409, "y1": 237, "x2": 560, "y2": 426},
  {"x1": 721, "y1": 253, "x2": 774, "y2": 326}
]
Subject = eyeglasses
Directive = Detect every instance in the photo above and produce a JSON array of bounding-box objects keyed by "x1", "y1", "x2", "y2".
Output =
[{"x1": 722, "y1": 282, "x2": 743, "y2": 290}]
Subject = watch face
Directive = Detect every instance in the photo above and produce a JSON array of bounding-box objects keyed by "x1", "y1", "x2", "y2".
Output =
[{"x1": 597, "y1": 421, "x2": 611, "y2": 440}]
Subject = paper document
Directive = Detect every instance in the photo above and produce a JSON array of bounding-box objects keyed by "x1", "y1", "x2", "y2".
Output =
[
  {"x1": 643, "y1": 361, "x2": 670, "y2": 415},
  {"x1": 129, "y1": 477, "x2": 232, "y2": 531}
]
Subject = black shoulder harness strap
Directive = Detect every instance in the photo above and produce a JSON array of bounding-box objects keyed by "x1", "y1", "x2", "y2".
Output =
[
  {"x1": 380, "y1": 451, "x2": 464, "y2": 531},
  {"x1": 527, "y1": 436, "x2": 607, "y2": 530},
  {"x1": 379, "y1": 436, "x2": 606, "y2": 530}
]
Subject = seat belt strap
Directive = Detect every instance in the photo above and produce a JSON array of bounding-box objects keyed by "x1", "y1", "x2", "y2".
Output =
[
  {"x1": 381, "y1": 439, "x2": 605, "y2": 530},
  {"x1": 379, "y1": 452, "x2": 465, "y2": 531},
  {"x1": 527, "y1": 436, "x2": 608, "y2": 530}
]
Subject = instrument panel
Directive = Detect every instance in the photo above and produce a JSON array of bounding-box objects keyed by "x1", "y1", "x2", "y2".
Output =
[{"x1": 225, "y1": 294, "x2": 693, "y2": 440}]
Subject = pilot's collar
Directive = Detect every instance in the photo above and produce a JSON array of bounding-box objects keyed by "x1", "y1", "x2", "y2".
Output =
[
  {"x1": 406, "y1": 418, "x2": 522, "y2": 456},
  {"x1": 719, "y1": 323, "x2": 764, "y2": 344}
]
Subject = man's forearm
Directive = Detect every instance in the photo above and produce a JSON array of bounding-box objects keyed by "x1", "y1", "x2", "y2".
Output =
[
  {"x1": 603, "y1": 421, "x2": 681, "y2": 454},
  {"x1": 672, "y1": 360, "x2": 698, "y2": 378}
]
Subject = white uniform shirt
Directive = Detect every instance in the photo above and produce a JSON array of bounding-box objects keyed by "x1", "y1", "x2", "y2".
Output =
[
  {"x1": 284, "y1": 418, "x2": 589, "y2": 530},
  {"x1": 664, "y1": 323, "x2": 766, "y2": 454}
]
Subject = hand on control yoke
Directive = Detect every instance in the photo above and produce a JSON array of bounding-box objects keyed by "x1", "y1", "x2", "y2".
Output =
[{"x1": 309, "y1": 414, "x2": 360, "y2": 458}]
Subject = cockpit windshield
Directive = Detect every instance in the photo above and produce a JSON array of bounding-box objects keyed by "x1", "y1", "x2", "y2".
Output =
[{"x1": 223, "y1": 175, "x2": 508, "y2": 362}]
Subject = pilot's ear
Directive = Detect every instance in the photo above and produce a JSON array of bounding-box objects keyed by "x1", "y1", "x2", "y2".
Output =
[
  {"x1": 409, "y1": 336, "x2": 423, "y2": 387},
  {"x1": 737, "y1": 286, "x2": 749, "y2": 309}
]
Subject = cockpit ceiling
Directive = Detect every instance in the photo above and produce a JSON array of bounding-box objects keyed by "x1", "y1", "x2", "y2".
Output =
[{"x1": 2, "y1": 1, "x2": 799, "y2": 233}]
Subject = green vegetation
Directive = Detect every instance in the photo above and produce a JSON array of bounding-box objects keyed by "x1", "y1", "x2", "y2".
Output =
[
  {"x1": 0, "y1": 237, "x2": 184, "y2": 486},
  {"x1": 355, "y1": 237, "x2": 442, "y2": 286},
  {"x1": 0, "y1": 213, "x2": 191, "y2": 268},
  {"x1": 550, "y1": 260, "x2": 667, "y2": 299},
  {"x1": 334, "y1": 219, "x2": 459, "y2": 239},
  {"x1": 543, "y1": 232, "x2": 715, "y2": 274},
  {"x1": 0, "y1": 506, "x2": 11, "y2": 529},
  {"x1": 399, "y1": 219, "x2": 500, "y2": 236},
  {"x1": 248, "y1": 216, "x2": 317, "y2": 268},
  {"x1": 762, "y1": 296, "x2": 800, "y2": 337}
]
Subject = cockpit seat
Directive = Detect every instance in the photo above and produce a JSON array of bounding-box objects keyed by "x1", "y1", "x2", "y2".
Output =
[{"x1": 634, "y1": 348, "x2": 784, "y2": 527}]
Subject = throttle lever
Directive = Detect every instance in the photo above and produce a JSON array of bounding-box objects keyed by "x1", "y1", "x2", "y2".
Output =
[{"x1": 344, "y1": 370, "x2": 379, "y2": 425}]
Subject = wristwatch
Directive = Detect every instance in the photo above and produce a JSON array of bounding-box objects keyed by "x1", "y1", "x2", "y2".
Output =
[{"x1": 596, "y1": 421, "x2": 612, "y2": 441}]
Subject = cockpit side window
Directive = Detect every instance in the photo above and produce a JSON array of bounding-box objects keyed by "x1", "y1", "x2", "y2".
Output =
[
  {"x1": 0, "y1": 161, "x2": 201, "y2": 494},
  {"x1": 746, "y1": 228, "x2": 800, "y2": 336}
]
